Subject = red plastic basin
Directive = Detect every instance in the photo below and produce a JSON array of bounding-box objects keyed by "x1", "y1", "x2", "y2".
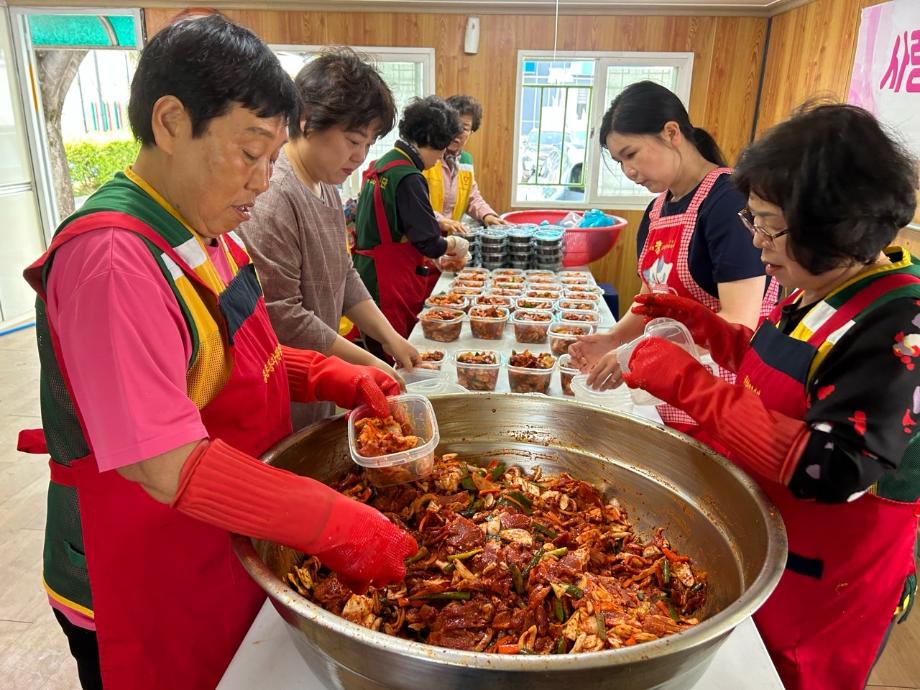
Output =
[{"x1": 500, "y1": 209, "x2": 628, "y2": 266}]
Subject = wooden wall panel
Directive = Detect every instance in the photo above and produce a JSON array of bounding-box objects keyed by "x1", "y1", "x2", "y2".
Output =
[{"x1": 145, "y1": 9, "x2": 766, "y2": 302}]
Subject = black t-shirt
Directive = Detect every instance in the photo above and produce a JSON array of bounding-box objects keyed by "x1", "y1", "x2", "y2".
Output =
[{"x1": 636, "y1": 175, "x2": 766, "y2": 296}]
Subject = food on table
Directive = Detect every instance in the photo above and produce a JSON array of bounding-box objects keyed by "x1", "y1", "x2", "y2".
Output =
[
  {"x1": 474, "y1": 295, "x2": 514, "y2": 308},
  {"x1": 354, "y1": 415, "x2": 420, "y2": 457},
  {"x1": 491, "y1": 288, "x2": 524, "y2": 297},
  {"x1": 452, "y1": 286, "x2": 485, "y2": 296},
  {"x1": 564, "y1": 291, "x2": 600, "y2": 302},
  {"x1": 514, "y1": 298, "x2": 555, "y2": 311},
  {"x1": 559, "y1": 276, "x2": 590, "y2": 285},
  {"x1": 558, "y1": 355, "x2": 578, "y2": 396},
  {"x1": 417, "y1": 350, "x2": 446, "y2": 370},
  {"x1": 492, "y1": 282, "x2": 524, "y2": 293},
  {"x1": 557, "y1": 300, "x2": 595, "y2": 312},
  {"x1": 287, "y1": 456, "x2": 709, "y2": 654},
  {"x1": 561, "y1": 310, "x2": 599, "y2": 324},
  {"x1": 548, "y1": 324, "x2": 592, "y2": 356},
  {"x1": 528, "y1": 274, "x2": 561, "y2": 284},
  {"x1": 512, "y1": 309, "x2": 554, "y2": 344},
  {"x1": 525, "y1": 289, "x2": 562, "y2": 300},
  {"x1": 468, "y1": 306, "x2": 509, "y2": 340},
  {"x1": 454, "y1": 279, "x2": 487, "y2": 289},
  {"x1": 455, "y1": 350, "x2": 500, "y2": 391},
  {"x1": 439, "y1": 254, "x2": 468, "y2": 273},
  {"x1": 420, "y1": 308, "x2": 464, "y2": 342},
  {"x1": 495, "y1": 274, "x2": 525, "y2": 284},
  {"x1": 426, "y1": 292, "x2": 468, "y2": 309},
  {"x1": 493, "y1": 268, "x2": 524, "y2": 277},
  {"x1": 507, "y1": 350, "x2": 556, "y2": 394}
]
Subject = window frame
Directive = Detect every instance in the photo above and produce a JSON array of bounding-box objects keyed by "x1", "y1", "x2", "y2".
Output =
[
  {"x1": 511, "y1": 49, "x2": 694, "y2": 211},
  {"x1": 270, "y1": 45, "x2": 435, "y2": 199}
]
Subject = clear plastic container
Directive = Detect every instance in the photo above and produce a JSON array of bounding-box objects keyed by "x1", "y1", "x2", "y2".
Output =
[
  {"x1": 490, "y1": 286, "x2": 524, "y2": 297},
  {"x1": 524, "y1": 287, "x2": 564, "y2": 300},
  {"x1": 419, "y1": 308, "x2": 465, "y2": 342},
  {"x1": 425, "y1": 292, "x2": 468, "y2": 311},
  {"x1": 615, "y1": 317, "x2": 699, "y2": 406},
  {"x1": 492, "y1": 281, "x2": 525, "y2": 292},
  {"x1": 558, "y1": 354, "x2": 579, "y2": 396},
  {"x1": 457, "y1": 267, "x2": 489, "y2": 279},
  {"x1": 527, "y1": 274, "x2": 562, "y2": 286},
  {"x1": 454, "y1": 350, "x2": 501, "y2": 391},
  {"x1": 560, "y1": 309, "x2": 600, "y2": 327},
  {"x1": 570, "y1": 374, "x2": 634, "y2": 412},
  {"x1": 548, "y1": 322, "x2": 595, "y2": 356},
  {"x1": 556, "y1": 298, "x2": 598, "y2": 313},
  {"x1": 438, "y1": 254, "x2": 468, "y2": 273},
  {"x1": 507, "y1": 352, "x2": 556, "y2": 394},
  {"x1": 348, "y1": 394, "x2": 439, "y2": 486},
  {"x1": 415, "y1": 350, "x2": 449, "y2": 371},
  {"x1": 473, "y1": 294, "x2": 514, "y2": 309},
  {"x1": 468, "y1": 305, "x2": 510, "y2": 340},
  {"x1": 513, "y1": 297, "x2": 555, "y2": 312},
  {"x1": 492, "y1": 268, "x2": 525, "y2": 278},
  {"x1": 524, "y1": 270, "x2": 556, "y2": 279},
  {"x1": 558, "y1": 274, "x2": 594, "y2": 287},
  {"x1": 511, "y1": 308, "x2": 555, "y2": 344},
  {"x1": 406, "y1": 378, "x2": 466, "y2": 396},
  {"x1": 563, "y1": 289, "x2": 601, "y2": 303},
  {"x1": 450, "y1": 285, "x2": 485, "y2": 297}
]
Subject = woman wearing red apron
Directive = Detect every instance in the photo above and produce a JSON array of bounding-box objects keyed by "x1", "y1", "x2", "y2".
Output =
[
  {"x1": 571, "y1": 81, "x2": 777, "y2": 443},
  {"x1": 353, "y1": 96, "x2": 470, "y2": 350},
  {"x1": 17, "y1": 17, "x2": 416, "y2": 690},
  {"x1": 623, "y1": 103, "x2": 920, "y2": 690}
]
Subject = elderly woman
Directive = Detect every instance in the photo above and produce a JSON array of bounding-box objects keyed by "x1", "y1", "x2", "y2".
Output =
[
  {"x1": 622, "y1": 103, "x2": 920, "y2": 690},
  {"x1": 353, "y1": 95, "x2": 470, "y2": 344},
  {"x1": 18, "y1": 17, "x2": 415, "y2": 690},
  {"x1": 238, "y1": 48, "x2": 419, "y2": 429}
]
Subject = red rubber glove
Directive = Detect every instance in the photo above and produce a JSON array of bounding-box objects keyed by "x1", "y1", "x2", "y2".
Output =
[
  {"x1": 281, "y1": 346, "x2": 399, "y2": 418},
  {"x1": 172, "y1": 439, "x2": 418, "y2": 592},
  {"x1": 631, "y1": 293, "x2": 754, "y2": 373},
  {"x1": 622, "y1": 338, "x2": 810, "y2": 484}
]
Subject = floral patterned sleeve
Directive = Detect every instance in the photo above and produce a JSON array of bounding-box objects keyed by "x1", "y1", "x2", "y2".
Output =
[{"x1": 787, "y1": 297, "x2": 920, "y2": 503}]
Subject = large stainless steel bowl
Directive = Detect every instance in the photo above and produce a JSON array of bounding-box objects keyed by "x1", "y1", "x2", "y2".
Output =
[{"x1": 233, "y1": 394, "x2": 786, "y2": 690}]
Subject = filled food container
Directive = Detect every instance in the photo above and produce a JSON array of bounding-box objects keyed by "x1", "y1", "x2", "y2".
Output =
[
  {"x1": 527, "y1": 274, "x2": 561, "y2": 285},
  {"x1": 454, "y1": 349, "x2": 501, "y2": 391},
  {"x1": 492, "y1": 268, "x2": 525, "y2": 279},
  {"x1": 557, "y1": 353, "x2": 579, "y2": 396},
  {"x1": 438, "y1": 254, "x2": 468, "y2": 273},
  {"x1": 451, "y1": 285, "x2": 485, "y2": 297},
  {"x1": 424, "y1": 291, "x2": 468, "y2": 311},
  {"x1": 473, "y1": 294, "x2": 514, "y2": 309},
  {"x1": 570, "y1": 373, "x2": 634, "y2": 413},
  {"x1": 524, "y1": 287, "x2": 563, "y2": 300},
  {"x1": 560, "y1": 309, "x2": 600, "y2": 326},
  {"x1": 507, "y1": 349, "x2": 556, "y2": 394},
  {"x1": 490, "y1": 287, "x2": 524, "y2": 297},
  {"x1": 556, "y1": 298, "x2": 598, "y2": 313},
  {"x1": 453, "y1": 278, "x2": 487, "y2": 289},
  {"x1": 468, "y1": 305, "x2": 510, "y2": 340},
  {"x1": 416, "y1": 349, "x2": 448, "y2": 370},
  {"x1": 548, "y1": 322, "x2": 595, "y2": 356},
  {"x1": 419, "y1": 308, "x2": 465, "y2": 342},
  {"x1": 563, "y1": 289, "x2": 601, "y2": 302},
  {"x1": 514, "y1": 297, "x2": 556, "y2": 312},
  {"x1": 346, "y1": 393, "x2": 439, "y2": 486},
  {"x1": 511, "y1": 308, "x2": 554, "y2": 344}
]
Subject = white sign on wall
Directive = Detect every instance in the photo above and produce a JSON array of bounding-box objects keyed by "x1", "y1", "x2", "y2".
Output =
[{"x1": 848, "y1": 0, "x2": 920, "y2": 159}]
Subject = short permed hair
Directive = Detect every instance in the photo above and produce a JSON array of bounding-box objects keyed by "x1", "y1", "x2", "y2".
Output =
[
  {"x1": 397, "y1": 96, "x2": 463, "y2": 150},
  {"x1": 733, "y1": 102, "x2": 918, "y2": 275},
  {"x1": 290, "y1": 47, "x2": 396, "y2": 140},
  {"x1": 446, "y1": 94, "x2": 483, "y2": 132},
  {"x1": 129, "y1": 15, "x2": 298, "y2": 146}
]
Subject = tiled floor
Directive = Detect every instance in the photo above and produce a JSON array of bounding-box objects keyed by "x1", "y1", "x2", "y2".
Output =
[{"x1": 0, "y1": 325, "x2": 918, "y2": 689}]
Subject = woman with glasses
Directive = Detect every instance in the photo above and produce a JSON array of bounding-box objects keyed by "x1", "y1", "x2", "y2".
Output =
[
  {"x1": 622, "y1": 103, "x2": 920, "y2": 690},
  {"x1": 571, "y1": 80, "x2": 778, "y2": 444}
]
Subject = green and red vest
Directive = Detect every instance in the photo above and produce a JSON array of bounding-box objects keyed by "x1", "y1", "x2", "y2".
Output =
[
  {"x1": 33, "y1": 170, "x2": 246, "y2": 619},
  {"x1": 353, "y1": 147, "x2": 422, "y2": 302}
]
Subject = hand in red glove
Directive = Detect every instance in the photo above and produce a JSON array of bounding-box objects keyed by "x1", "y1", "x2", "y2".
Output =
[
  {"x1": 631, "y1": 293, "x2": 754, "y2": 373},
  {"x1": 623, "y1": 338, "x2": 809, "y2": 484},
  {"x1": 173, "y1": 439, "x2": 418, "y2": 592},
  {"x1": 281, "y1": 346, "x2": 400, "y2": 418}
]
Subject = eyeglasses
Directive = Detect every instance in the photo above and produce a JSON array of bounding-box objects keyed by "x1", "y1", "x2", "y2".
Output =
[{"x1": 738, "y1": 209, "x2": 789, "y2": 245}]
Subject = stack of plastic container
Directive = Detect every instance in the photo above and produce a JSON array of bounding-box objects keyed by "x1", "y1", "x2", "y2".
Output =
[
  {"x1": 532, "y1": 226, "x2": 565, "y2": 271},
  {"x1": 479, "y1": 228, "x2": 508, "y2": 269},
  {"x1": 506, "y1": 225, "x2": 534, "y2": 269}
]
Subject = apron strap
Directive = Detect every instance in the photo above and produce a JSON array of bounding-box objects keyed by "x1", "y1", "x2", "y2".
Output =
[{"x1": 685, "y1": 167, "x2": 732, "y2": 215}]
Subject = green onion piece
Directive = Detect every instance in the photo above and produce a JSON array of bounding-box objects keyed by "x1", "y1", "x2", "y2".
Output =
[
  {"x1": 498, "y1": 495, "x2": 532, "y2": 515},
  {"x1": 554, "y1": 597, "x2": 565, "y2": 622},
  {"x1": 405, "y1": 546, "x2": 428, "y2": 565},
  {"x1": 443, "y1": 562, "x2": 456, "y2": 574},
  {"x1": 636, "y1": 591, "x2": 645, "y2": 601},
  {"x1": 460, "y1": 498, "x2": 483, "y2": 518},
  {"x1": 461, "y1": 476, "x2": 477, "y2": 492},
  {"x1": 532, "y1": 522, "x2": 558, "y2": 539},
  {"x1": 596, "y1": 611, "x2": 606, "y2": 641},
  {"x1": 510, "y1": 563, "x2": 525, "y2": 596},
  {"x1": 554, "y1": 635, "x2": 567, "y2": 654},
  {"x1": 662, "y1": 558, "x2": 671, "y2": 585},
  {"x1": 522, "y1": 547, "x2": 545, "y2": 578},
  {"x1": 565, "y1": 584, "x2": 584, "y2": 599},
  {"x1": 490, "y1": 463, "x2": 507, "y2": 481},
  {"x1": 447, "y1": 547, "x2": 483, "y2": 561},
  {"x1": 666, "y1": 599, "x2": 680, "y2": 622},
  {"x1": 508, "y1": 491, "x2": 533, "y2": 509},
  {"x1": 410, "y1": 591, "x2": 471, "y2": 601},
  {"x1": 543, "y1": 547, "x2": 568, "y2": 559}
]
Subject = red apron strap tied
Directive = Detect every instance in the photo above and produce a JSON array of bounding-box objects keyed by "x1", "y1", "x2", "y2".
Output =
[{"x1": 17, "y1": 428, "x2": 48, "y2": 454}]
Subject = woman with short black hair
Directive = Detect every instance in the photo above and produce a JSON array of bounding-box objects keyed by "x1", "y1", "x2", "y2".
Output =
[
  {"x1": 238, "y1": 47, "x2": 420, "y2": 430},
  {"x1": 623, "y1": 103, "x2": 920, "y2": 690},
  {"x1": 423, "y1": 94, "x2": 506, "y2": 233},
  {"x1": 572, "y1": 80, "x2": 778, "y2": 445},
  {"x1": 353, "y1": 96, "x2": 470, "y2": 342}
]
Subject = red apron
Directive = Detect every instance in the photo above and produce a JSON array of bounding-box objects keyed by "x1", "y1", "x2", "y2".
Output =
[
  {"x1": 735, "y1": 287, "x2": 920, "y2": 690},
  {"x1": 355, "y1": 161, "x2": 437, "y2": 339},
  {"x1": 21, "y1": 213, "x2": 292, "y2": 689},
  {"x1": 637, "y1": 167, "x2": 779, "y2": 444}
]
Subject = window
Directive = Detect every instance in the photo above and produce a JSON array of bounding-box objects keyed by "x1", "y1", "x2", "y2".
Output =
[
  {"x1": 512, "y1": 51, "x2": 693, "y2": 209},
  {"x1": 272, "y1": 46, "x2": 434, "y2": 199}
]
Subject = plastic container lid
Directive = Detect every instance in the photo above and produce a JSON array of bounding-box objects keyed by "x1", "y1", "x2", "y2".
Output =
[
  {"x1": 406, "y1": 379, "x2": 466, "y2": 396},
  {"x1": 347, "y1": 394, "x2": 439, "y2": 486},
  {"x1": 570, "y1": 374, "x2": 634, "y2": 412}
]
